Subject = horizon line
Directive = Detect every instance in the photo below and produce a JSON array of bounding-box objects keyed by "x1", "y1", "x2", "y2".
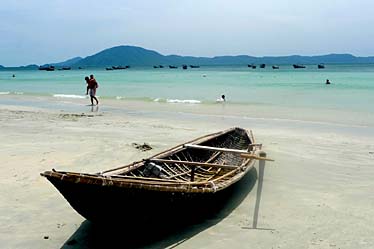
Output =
[{"x1": 1, "y1": 45, "x2": 374, "y2": 67}]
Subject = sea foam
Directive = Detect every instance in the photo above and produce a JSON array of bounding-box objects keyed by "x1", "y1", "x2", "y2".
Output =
[
  {"x1": 153, "y1": 98, "x2": 201, "y2": 104},
  {"x1": 53, "y1": 94, "x2": 86, "y2": 99},
  {"x1": 166, "y1": 99, "x2": 201, "y2": 104}
]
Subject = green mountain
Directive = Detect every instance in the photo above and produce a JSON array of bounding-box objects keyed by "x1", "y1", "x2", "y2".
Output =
[
  {"x1": 2, "y1": 46, "x2": 374, "y2": 68},
  {"x1": 20, "y1": 64, "x2": 39, "y2": 69},
  {"x1": 74, "y1": 46, "x2": 166, "y2": 66},
  {"x1": 46, "y1": 57, "x2": 83, "y2": 67},
  {"x1": 71, "y1": 46, "x2": 374, "y2": 66}
]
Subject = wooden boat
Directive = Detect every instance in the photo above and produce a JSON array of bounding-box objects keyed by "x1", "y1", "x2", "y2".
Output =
[{"x1": 41, "y1": 127, "x2": 263, "y2": 223}]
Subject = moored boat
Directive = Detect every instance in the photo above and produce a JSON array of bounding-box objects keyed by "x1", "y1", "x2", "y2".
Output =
[
  {"x1": 41, "y1": 127, "x2": 265, "y2": 223},
  {"x1": 293, "y1": 64, "x2": 306, "y2": 69},
  {"x1": 272, "y1": 65, "x2": 279, "y2": 69},
  {"x1": 39, "y1": 65, "x2": 55, "y2": 71},
  {"x1": 318, "y1": 64, "x2": 325, "y2": 69},
  {"x1": 112, "y1": 66, "x2": 127, "y2": 70}
]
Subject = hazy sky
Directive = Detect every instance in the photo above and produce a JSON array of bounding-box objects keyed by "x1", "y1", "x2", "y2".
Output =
[{"x1": 1, "y1": 0, "x2": 374, "y2": 66}]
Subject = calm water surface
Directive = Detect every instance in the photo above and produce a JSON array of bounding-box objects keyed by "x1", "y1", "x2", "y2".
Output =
[{"x1": 1, "y1": 64, "x2": 373, "y2": 124}]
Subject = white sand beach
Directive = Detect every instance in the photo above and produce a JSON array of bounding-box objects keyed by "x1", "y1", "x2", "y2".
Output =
[{"x1": 1, "y1": 96, "x2": 374, "y2": 249}]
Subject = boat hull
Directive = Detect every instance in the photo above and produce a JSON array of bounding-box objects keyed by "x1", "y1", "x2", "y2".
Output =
[{"x1": 45, "y1": 171, "x2": 255, "y2": 223}]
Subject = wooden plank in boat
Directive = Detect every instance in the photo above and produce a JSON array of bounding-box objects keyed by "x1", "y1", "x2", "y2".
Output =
[{"x1": 150, "y1": 158, "x2": 239, "y2": 170}]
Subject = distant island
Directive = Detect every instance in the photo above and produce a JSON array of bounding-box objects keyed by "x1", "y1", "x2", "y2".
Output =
[{"x1": 2, "y1": 45, "x2": 374, "y2": 68}]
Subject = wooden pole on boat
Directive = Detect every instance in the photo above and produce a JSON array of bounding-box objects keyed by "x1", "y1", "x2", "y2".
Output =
[
  {"x1": 184, "y1": 143, "x2": 273, "y2": 161},
  {"x1": 240, "y1": 154, "x2": 274, "y2": 162},
  {"x1": 184, "y1": 143, "x2": 262, "y2": 153},
  {"x1": 253, "y1": 151, "x2": 267, "y2": 229}
]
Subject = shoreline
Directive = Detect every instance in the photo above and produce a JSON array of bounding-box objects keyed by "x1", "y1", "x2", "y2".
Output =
[
  {"x1": 1, "y1": 95, "x2": 374, "y2": 248},
  {"x1": 1, "y1": 94, "x2": 374, "y2": 128}
]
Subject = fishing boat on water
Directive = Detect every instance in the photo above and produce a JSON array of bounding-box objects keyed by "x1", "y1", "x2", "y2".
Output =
[
  {"x1": 39, "y1": 65, "x2": 55, "y2": 71},
  {"x1": 293, "y1": 64, "x2": 306, "y2": 69},
  {"x1": 112, "y1": 66, "x2": 127, "y2": 70},
  {"x1": 58, "y1": 67, "x2": 71, "y2": 71},
  {"x1": 41, "y1": 127, "x2": 269, "y2": 223}
]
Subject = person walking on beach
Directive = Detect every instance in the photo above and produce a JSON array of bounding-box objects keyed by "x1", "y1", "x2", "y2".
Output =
[{"x1": 85, "y1": 75, "x2": 99, "y2": 105}]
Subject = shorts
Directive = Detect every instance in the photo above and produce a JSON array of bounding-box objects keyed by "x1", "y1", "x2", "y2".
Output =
[{"x1": 88, "y1": 89, "x2": 95, "y2": 97}]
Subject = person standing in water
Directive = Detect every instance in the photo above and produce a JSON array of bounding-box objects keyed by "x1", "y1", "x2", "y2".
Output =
[
  {"x1": 217, "y1": 94, "x2": 226, "y2": 102},
  {"x1": 326, "y1": 79, "x2": 331, "y2": 85},
  {"x1": 85, "y1": 75, "x2": 99, "y2": 105}
]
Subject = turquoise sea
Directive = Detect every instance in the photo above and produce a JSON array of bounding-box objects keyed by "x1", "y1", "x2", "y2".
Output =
[{"x1": 1, "y1": 64, "x2": 374, "y2": 126}]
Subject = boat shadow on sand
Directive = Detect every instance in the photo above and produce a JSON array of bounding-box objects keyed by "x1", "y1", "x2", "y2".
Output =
[{"x1": 61, "y1": 167, "x2": 258, "y2": 249}]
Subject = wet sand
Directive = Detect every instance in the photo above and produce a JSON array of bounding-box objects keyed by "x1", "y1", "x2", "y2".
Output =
[{"x1": 1, "y1": 97, "x2": 374, "y2": 248}]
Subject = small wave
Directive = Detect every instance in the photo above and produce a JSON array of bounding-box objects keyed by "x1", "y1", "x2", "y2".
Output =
[
  {"x1": 0, "y1": 92, "x2": 10, "y2": 95},
  {"x1": 14, "y1": 92, "x2": 24, "y2": 95},
  {"x1": 53, "y1": 94, "x2": 86, "y2": 99},
  {"x1": 153, "y1": 98, "x2": 164, "y2": 102},
  {"x1": 166, "y1": 99, "x2": 201, "y2": 104},
  {"x1": 116, "y1": 96, "x2": 125, "y2": 100}
]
